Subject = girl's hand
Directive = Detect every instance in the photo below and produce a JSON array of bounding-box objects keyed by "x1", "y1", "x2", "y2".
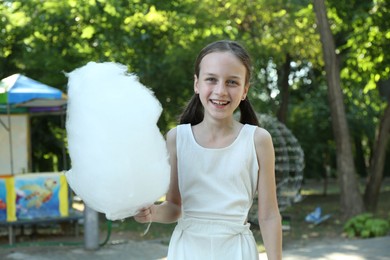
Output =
[{"x1": 134, "y1": 205, "x2": 153, "y2": 223}]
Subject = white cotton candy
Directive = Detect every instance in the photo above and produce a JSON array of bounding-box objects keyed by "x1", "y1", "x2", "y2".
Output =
[{"x1": 65, "y1": 62, "x2": 170, "y2": 220}]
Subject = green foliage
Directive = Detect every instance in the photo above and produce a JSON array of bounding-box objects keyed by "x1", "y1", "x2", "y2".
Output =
[
  {"x1": 288, "y1": 79, "x2": 336, "y2": 179},
  {"x1": 30, "y1": 116, "x2": 68, "y2": 172},
  {"x1": 344, "y1": 213, "x2": 390, "y2": 238},
  {"x1": 326, "y1": 0, "x2": 390, "y2": 178},
  {"x1": 0, "y1": 0, "x2": 389, "y2": 181},
  {"x1": 336, "y1": 0, "x2": 390, "y2": 93}
]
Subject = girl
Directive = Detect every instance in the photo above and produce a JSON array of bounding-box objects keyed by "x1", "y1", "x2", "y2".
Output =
[{"x1": 134, "y1": 40, "x2": 282, "y2": 260}]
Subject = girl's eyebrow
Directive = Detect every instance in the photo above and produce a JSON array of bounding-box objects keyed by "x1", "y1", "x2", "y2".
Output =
[
  {"x1": 203, "y1": 73, "x2": 217, "y2": 77},
  {"x1": 203, "y1": 73, "x2": 242, "y2": 80}
]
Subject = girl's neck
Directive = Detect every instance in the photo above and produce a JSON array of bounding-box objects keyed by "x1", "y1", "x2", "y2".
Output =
[
  {"x1": 192, "y1": 119, "x2": 243, "y2": 148},
  {"x1": 199, "y1": 116, "x2": 237, "y2": 132}
]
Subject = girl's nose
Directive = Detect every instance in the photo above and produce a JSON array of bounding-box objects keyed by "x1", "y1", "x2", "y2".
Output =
[{"x1": 214, "y1": 82, "x2": 227, "y2": 95}]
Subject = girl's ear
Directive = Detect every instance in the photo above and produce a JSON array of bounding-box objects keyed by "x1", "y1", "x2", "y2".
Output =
[
  {"x1": 194, "y1": 75, "x2": 199, "y2": 94},
  {"x1": 242, "y1": 83, "x2": 249, "y2": 100}
]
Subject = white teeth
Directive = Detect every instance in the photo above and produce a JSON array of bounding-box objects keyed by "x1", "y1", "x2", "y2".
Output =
[{"x1": 212, "y1": 100, "x2": 229, "y2": 105}]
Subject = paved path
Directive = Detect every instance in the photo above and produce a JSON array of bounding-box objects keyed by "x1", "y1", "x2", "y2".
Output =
[
  {"x1": 1, "y1": 236, "x2": 389, "y2": 259},
  {"x1": 275, "y1": 236, "x2": 390, "y2": 260}
]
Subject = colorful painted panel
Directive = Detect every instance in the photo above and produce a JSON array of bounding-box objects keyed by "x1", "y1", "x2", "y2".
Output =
[
  {"x1": 0, "y1": 178, "x2": 6, "y2": 221},
  {"x1": 15, "y1": 173, "x2": 62, "y2": 220}
]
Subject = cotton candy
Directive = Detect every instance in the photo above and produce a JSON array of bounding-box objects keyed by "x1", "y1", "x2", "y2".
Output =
[{"x1": 65, "y1": 62, "x2": 170, "y2": 220}]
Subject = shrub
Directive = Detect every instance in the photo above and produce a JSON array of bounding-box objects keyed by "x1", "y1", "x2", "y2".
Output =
[{"x1": 344, "y1": 213, "x2": 390, "y2": 238}]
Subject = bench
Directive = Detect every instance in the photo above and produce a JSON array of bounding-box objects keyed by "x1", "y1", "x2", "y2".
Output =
[{"x1": 0, "y1": 212, "x2": 83, "y2": 245}]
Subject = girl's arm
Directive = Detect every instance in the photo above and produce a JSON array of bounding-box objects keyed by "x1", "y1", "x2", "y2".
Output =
[
  {"x1": 254, "y1": 127, "x2": 282, "y2": 260},
  {"x1": 134, "y1": 127, "x2": 182, "y2": 224}
]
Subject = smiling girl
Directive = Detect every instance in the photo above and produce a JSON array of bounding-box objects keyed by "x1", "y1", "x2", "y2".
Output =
[{"x1": 134, "y1": 40, "x2": 282, "y2": 260}]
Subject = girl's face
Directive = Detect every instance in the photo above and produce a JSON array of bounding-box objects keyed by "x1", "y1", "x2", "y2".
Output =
[{"x1": 194, "y1": 51, "x2": 249, "y2": 121}]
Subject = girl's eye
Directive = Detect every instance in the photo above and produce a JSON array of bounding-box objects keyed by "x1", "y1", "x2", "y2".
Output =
[
  {"x1": 227, "y1": 80, "x2": 238, "y2": 86},
  {"x1": 206, "y1": 77, "x2": 217, "y2": 83}
]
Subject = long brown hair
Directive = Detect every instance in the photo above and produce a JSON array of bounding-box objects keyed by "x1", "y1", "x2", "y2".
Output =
[{"x1": 179, "y1": 40, "x2": 259, "y2": 126}]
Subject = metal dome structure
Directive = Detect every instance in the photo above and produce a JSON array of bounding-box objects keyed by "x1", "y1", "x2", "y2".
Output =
[{"x1": 248, "y1": 113, "x2": 305, "y2": 223}]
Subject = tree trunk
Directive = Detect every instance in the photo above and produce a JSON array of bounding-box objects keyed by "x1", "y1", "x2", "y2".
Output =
[
  {"x1": 313, "y1": 0, "x2": 364, "y2": 219},
  {"x1": 364, "y1": 103, "x2": 390, "y2": 212},
  {"x1": 277, "y1": 53, "x2": 292, "y2": 124}
]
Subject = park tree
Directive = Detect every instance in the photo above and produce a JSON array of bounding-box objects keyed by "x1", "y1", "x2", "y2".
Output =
[
  {"x1": 325, "y1": 0, "x2": 390, "y2": 213},
  {"x1": 313, "y1": 0, "x2": 364, "y2": 218},
  {"x1": 337, "y1": 0, "x2": 390, "y2": 212},
  {"x1": 313, "y1": 0, "x2": 390, "y2": 215}
]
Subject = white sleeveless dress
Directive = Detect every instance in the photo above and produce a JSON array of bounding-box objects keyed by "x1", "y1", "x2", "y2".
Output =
[{"x1": 167, "y1": 124, "x2": 260, "y2": 260}]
